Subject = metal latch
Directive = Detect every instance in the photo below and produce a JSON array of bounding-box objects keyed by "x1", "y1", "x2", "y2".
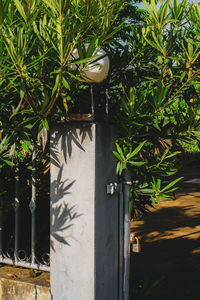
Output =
[
  {"x1": 130, "y1": 233, "x2": 141, "y2": 253},
  {"x1": 106, "y1": 182, "x2": 118, "y2": 195},
  {"x1": 106, "y1": 180, "x2": 139, "y2": 195}
]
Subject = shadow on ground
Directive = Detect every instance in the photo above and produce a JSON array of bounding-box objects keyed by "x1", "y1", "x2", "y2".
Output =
[{"x1": 130, "y1": 164, "x2": 200, "y2": 300}]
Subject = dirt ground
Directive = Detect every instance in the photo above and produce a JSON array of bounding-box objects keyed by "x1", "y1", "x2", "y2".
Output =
[
  {"x1": 0, "y1": 265, "x2": 50, "y2": 286},
  {"x1": 130, "y1": 162, "x2": 200, "y2": 300}
]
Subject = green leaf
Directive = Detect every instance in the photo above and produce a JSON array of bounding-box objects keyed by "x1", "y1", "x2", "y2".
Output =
[
  {"x1": 52, "y1": 74, "x2": 59, "y2": 96},
  {"x1": 21, "y1": 143, "x2": 29, "y2": 153},
  {"x1": 69, "y1": 55, "x2": 101, "y2": 66},
  {"x1": 119, "y1": 163, "x2": 123, "y2": 175},
  {"x1": 86, "y1": 38, "x2": 99, "y2": 58},
  {"x1": 113, "y1": 150, "x2": 123, "y2": 161},
  {"x1": 20, "y1": 82, "x2": 26, "y2": 100},
  {"x1": 116, "y1": 143, "x2": 125, "y2": 159},
  {"x1": 14, "y1": 0, "x2": 27, "y2": 22},
  {"x1": 37, "y1": 122, "x2": 44, "y2": 141},
  {"x1": 126, "y1": 141, "x2": 146, "y2": 160},
  {"x1": 10, "y1": 98, "x2": 23, "y2": 119},
  {"x1": 62, "y1": 96, "x2": 68, "y2": 113},
  {"x1": 62, "y1": 77, "x2": 70, "y2": 90},
  {"x1": 143, "y1": 0, "x2": 155, "y2": 18},
  {"x1": 2, "y1": 159, "x2": 14, "y2": 166},
  {"x1": 116, "y1": 161, "x2": 120, "y2": 175},
  {"x1": 165, "y1": 151, "x2": 181, "y2": 159},
  {"x1": 151, "y1": 0, "x2": 158, "y2": 20},
  {"x1": 140, "y1": 188, "x2": 154, "y2": 194},
  {"x1": 0, "y1": 1, "x2": 3, "y2": 26},
  {"x1": 41, "y1": 118, "x2": 49, "y2": 130},
  {"x1": 128, "y1": 161, "x2": 146, "y2": 166},
  {"x1": 161, "y1": 177, "x2": 183, "y2": 193}
]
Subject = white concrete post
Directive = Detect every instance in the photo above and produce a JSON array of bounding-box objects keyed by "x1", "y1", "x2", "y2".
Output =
[{"x1": 50, "y1": 123, "x2": 119, "y2": 300}]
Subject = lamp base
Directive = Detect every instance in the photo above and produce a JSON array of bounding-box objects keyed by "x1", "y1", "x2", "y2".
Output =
[{"x1": 61, "y1": 113, "x2": 93, "y2": 122}]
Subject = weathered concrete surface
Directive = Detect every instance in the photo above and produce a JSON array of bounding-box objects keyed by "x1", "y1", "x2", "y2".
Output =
[
  {"x1": 50, "y1": 123, "x2": 119, "y2": 300},
  {"x1": 0, "y1": 278, "x2": 51, "y2": 300}
]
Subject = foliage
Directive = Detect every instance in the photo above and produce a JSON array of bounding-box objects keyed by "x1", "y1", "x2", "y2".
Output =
[
  {"x1": 0, "y1": 0, "x2": 124, "y2": 164},
  {"x1": 1, "y1": 0, "x2": 200, "y2": 218},
  {"x1": 0, "y1": 0, "x2": 125, "y2": 220},
  {"x1": 109, "y1": 0, "x2": 200, "y2": 217}
]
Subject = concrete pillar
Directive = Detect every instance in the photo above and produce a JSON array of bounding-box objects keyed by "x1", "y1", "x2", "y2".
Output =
[{"x1": 50, "y1": 123, "x2": 119, "y2": 300}]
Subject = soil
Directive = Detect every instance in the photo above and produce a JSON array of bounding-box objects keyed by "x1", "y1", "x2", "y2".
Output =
[
  {"x1": 0, "y1": 265, "x2": 50, "y2": 287},
  {"x1": 130, "y1": 162, "x2": 200, "y2": 300}
]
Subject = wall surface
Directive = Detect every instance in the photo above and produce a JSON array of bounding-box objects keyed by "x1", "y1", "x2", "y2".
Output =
[{"x1": 50, "y1": 123, "x2": 119, "y2": 300}]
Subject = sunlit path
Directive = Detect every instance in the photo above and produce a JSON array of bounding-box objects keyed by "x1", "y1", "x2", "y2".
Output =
[{"x1": 130, "y1": 162, "x2": 200, "y2": 300}]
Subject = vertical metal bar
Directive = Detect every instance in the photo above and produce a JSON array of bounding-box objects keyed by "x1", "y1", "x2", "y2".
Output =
[
  {"x1": 105, "y1": 89, "x2": 109, "y2": 120},
  {"x1": 29, "y1": 146, "x2": 37, "y2": 265},
  {"x1": 118, "y1": 180, "x2": 124, "y2": 300},
  {"x1": 0, "y1": 189, "x2": 3, "y2": 255},
  {"x1": 90, "y1": 84, "x2": 94, "y2": 122},
  {"x1": 123, "y1": 171, "x2": 131, "y2": 300},
  {"x1": 14, "y1": 164, "x2": 20, "y2": 263}
]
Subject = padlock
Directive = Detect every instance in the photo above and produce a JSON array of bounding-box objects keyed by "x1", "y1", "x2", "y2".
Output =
[{"x1": 132, "y1": 236, "x2": 141, "y2": 253}]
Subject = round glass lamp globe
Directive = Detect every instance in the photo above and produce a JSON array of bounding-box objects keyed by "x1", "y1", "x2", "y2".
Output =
[{"x1": 70, "y1": 46, "x2": 110, "y2": 83}]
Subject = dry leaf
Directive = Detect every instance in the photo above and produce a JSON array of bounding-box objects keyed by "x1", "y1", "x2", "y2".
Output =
[{"x1": 7, "y1": 273, "x2": 18, "y2": 279}]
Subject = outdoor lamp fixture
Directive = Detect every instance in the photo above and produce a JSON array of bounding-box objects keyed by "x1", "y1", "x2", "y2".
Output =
[
  {"x1": 70, "y1": 45, "x2": 110, "y2": 121},
  {"x1": 81, "y1": 48, "x2": 110, "y2": 84}
]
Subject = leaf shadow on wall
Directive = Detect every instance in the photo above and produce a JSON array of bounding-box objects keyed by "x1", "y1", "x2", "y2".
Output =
[
  {"x1": 51, "y1": 166, "x2": 82, "y2": 251},
  {"x1": 50, "y1": 124, "x2": 93, "y2": 251},
  {"x1": 50, "y1": 123, "x2": 93, "y2": 167}
]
